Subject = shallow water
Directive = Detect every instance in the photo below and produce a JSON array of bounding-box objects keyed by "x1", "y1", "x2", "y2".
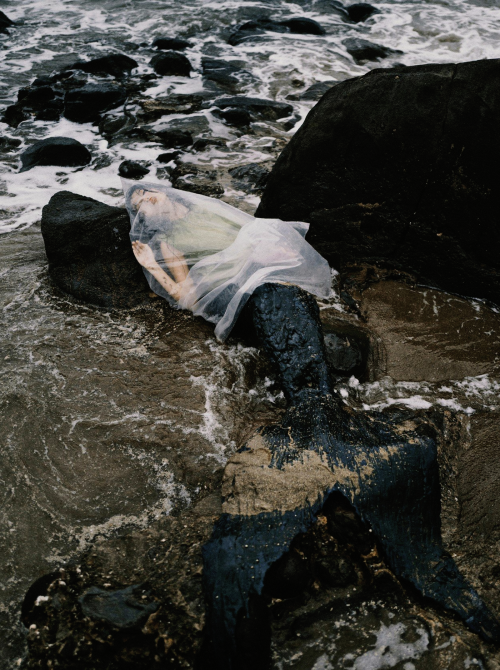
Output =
[{"x1": 1, "y1": 0, "x2": 500, "y2": 666}]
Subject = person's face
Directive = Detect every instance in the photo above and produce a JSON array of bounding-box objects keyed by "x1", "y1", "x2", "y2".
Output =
[{"x1": 130, "y1": 189, "x2": 188, "y2": 220}]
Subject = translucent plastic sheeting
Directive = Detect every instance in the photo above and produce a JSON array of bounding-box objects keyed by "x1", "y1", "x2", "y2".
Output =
[{"x1": 122, "y1": 178, "x2": 332, "y2": 341}]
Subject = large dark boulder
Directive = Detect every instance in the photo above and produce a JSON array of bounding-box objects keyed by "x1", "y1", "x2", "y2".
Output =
[
  {"x1": 256, "y1": 59, "x2": 500, "y2": 305},
  {"x1": 67, "y1": 54, "x2": 138, "y2": 77},
  {"x1": 20, "y1": 137, "x2": 91, "y2": 171},
  {"x1": 41, "y1": 191, "x2": 149, "y2": 308},
  {"x1": 64, "y1": 83, "x2": 126, "y2": 123}
]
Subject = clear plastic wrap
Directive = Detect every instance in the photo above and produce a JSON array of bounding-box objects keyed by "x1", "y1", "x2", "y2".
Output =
[{"x1": 122, "y1": 178, "x2": 332, "y2": 341}]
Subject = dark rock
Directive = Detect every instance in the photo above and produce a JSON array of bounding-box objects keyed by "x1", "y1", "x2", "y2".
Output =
[
  {"x1": 214, "y1": 96, "x2": 294, "y2": 122},
  {"x1": 216, "y1": 107, "x2": 251, "y2": 127},
  {"x1": 150, "y1": 52, "x2": 192, "y2": 77},
  {"x1": 0, "y1": 136, "x2": 22, "y2": 153},
  {"x1": 257, "y1": 59, "x2": 500, "y2": 305},
  {"x1": 346, "y1": 3, "x2": 379, "y2": 22},
  {"x1": 281, "y1": 17, "x2": 326, "y2": 35},
  {"x1": 153, "y1": 36, "x2": 192, "y2": 51},
  {"x1": 118, "y1": 160, "x2": 150, "y2": 179},
  {"x1": 79, "y1": 585, "x2": 158, "y2": 629},
  {"x1": 18, "y1": 85, "x2": 55, "y2": 106},
  {"x1": 139, "y1": 94, "x2": 203, "y2": 121},
  {"x1": 191, "y1": 138, "x2": 227, "y2": 151},
  {"x1": 170, "y1": 164, "x2": 224, "y2": 197},
  {"x1": 41, "y1": 191, "x2": 149, "y2": 308},
  {"x1": 324, "y1": 332, "x2": 363, "y2": 375},
  {"x1": 64, "y1": 83, "x2": 126, "y2": 123},
  {"x1": 32, "y1": 75, "x2": 53, "y2": 87},
  {"x1": 11, "y1": 84, "x2": 65, "y2": 123},
  {"x1": 67, "y1": 54, "x2": 138, "y2": 78},
  {"x1": 20, "y1": 137, "x2": 91, "y2": 172},
  {"x1": 229, "y1": 16, "x2": 325, "y2": 45},
  {"x1": 3, "y1": 104, "x2": 29, "y2": 128},
  {"x1": 0, "y1": 10, "x2": 14, "y2": 33},
  {"x1": 286, "y1": 80, "x2": 338, "y2": 101},
  {"x1": 157, "y1": 151, "x2": 180, "y2": 163},
  {"x1": 229, "y1": 163, "x2": 270, "y2": 193},
  {"x1": 343, "y1": 37, "x2": 402, "y2": 62},
  {"x1": 264, "y1": 551, "x2": 311, "y2": 599},
  {"x1": 201, "y1": 58, "x2": 255, "y2": 94},
  {"x1": 156, "y1": 128, "x2": 193, "y2": 148}
]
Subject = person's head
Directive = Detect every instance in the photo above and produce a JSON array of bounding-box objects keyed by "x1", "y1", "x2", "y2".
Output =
[{"x1": 126, "y1": 184, "x2": 190, "y2": 220}]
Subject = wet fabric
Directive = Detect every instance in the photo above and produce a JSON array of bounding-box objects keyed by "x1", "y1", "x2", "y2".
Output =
[{"x1": 122, "y1": 178, "x2": 332, "y2": 341}]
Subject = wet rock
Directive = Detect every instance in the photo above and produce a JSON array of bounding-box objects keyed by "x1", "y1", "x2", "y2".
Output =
[
  {"x1": 162, "y1": 114, "x2": 210, "y2": 137},
  {"x1": 214, "y1": 96, "x2": 294, "y2": 123},
  {"x1": 2, "y1": 104, "x2": 29, "y2": 127},
  {"x1": 138, "y1": 94, "x2": 203, "y2": 121},
  {"x1": 153, "y1": 36, "x2": 192, "y2": 50},
  {"x1": 67, "y1": 54, "x2": 138, "y2": 78},
  {"x1": 346, "y1": 2, "x2": 379, "y2": 22},
  {"x1": 118, "y1": 160, "x2": 150, "y2": 179},
  {"x1": 216, "y1": 107, "x2": 251, "y2": 127},
  {"x1": 192, "y1": 137, "x2": 227, "y2": 151},
  {"x1": 170, "y1": 163, "x2": 224, "y2": 197},
  {"x1": 20, "y1": 137, "x2": 92, "y2": 172},
  {"x1": 324, "y1": 331, "x2": 363, "y2": 376},
  {"x1": 281, "y1": 17, "x2": 326, "y2": 35},
  {"x1": 64, "y1": 83, "x2": 126, "y2": 123},
  {"x1": 4, "y1": 84, "x2": 64, "y2": 125},
  {"x1": 79, "y1": 584, "x2": 158, "y2": 629},
  {"x1": 202, "y1": 58, "x2": 244, "y2": 93},
  {"x1": 228, "y1": 163, "x2": 270, "y2": 193},
  {"x1": 41, "y1": 191, "x2": 149, "y2": 308},
  {"x1": 0, "y1": 10, "x2": 14, "y2": 33},
  {"x1": 150, "y1": 51, "x2": 192, "y2": 77},
  {"x1": 156, "y1": 128, "x2": 193, "y2": 148},
  {"x1": 18, "y1": 85, "x2": 55, "y2": 106},
  {"x1": 256, "y1": 59, "x2": 500, "y2": 304},
  {"x1": 264, "y1": 550, "x2": 312, "y2": 599},
  {"x1": 157, "y1": 151, "x2": 179, "y2": 163},
  {"x1": 360, "y1": 280, "x2": 500, "y2": 382},
  {"x1": 286, "y1": 79, "x2": 338, "y2": 101},
  {"x1": 343, "y1": 37, "x2": 402, "y2": 62},
  {"x1": 0, "y1": 136, "x2": 22, "y2": 153},
  {"x1": 228, "y1": 16, "x2": 325, "y2": 45}
]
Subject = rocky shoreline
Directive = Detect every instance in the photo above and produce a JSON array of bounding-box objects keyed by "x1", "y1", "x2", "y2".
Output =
[{"x1": 1, "y1": 2, "x2": 500, "y2": 669}]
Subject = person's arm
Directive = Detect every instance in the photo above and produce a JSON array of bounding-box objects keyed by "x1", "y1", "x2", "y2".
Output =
[{"x1": 132, "y1": 240, "x2": 182, "y2": 302}]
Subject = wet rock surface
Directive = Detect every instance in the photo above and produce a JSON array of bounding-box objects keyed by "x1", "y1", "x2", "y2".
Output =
[
  {"x1": 41, "y1": 191, "x2": 150, "y2": 308},
  {"x1": 64, "y1": 83, "x2": 127, "y2": 124},
  {"x1": 257, "y1": 59, "x2": 500, "y2": 305},
  {"x1": 20, "y1": 137, "x2": 92, "y2": 172},
  {"x1": 118, "y1": 160, "x2": 150, "y2": 180},
  {"x1": 150, "y1": 52, "x2": 192, "y2": 77},
  {"x1": 343, "y1": 37, "x2": 403, "y2": 62},
  {"x1": 66, "y1": 54, "x2": 138, "y2": 78}
]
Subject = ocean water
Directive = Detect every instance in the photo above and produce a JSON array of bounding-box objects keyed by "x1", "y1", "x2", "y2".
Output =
[{"x1": 0, "y1": 0, "x2": 500, "y2": 667}]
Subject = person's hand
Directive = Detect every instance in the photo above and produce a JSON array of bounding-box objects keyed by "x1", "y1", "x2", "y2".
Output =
[{"x1": 132, "y1": 241, "x2": 157, "y2": 271}]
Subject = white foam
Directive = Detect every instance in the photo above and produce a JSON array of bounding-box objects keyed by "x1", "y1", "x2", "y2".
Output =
[{"x1": 349, "y1": 622, "x2": 429, "y2": 670}]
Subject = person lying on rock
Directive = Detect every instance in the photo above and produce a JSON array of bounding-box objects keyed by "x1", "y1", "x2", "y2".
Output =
[{"x1": 123, "y1": 179, "x2": 332, "y2": 341}]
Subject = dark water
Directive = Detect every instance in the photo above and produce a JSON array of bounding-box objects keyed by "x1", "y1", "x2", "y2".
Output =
[{"x1": 1, "y1": 0, "x2": 500, "y2": 666}]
